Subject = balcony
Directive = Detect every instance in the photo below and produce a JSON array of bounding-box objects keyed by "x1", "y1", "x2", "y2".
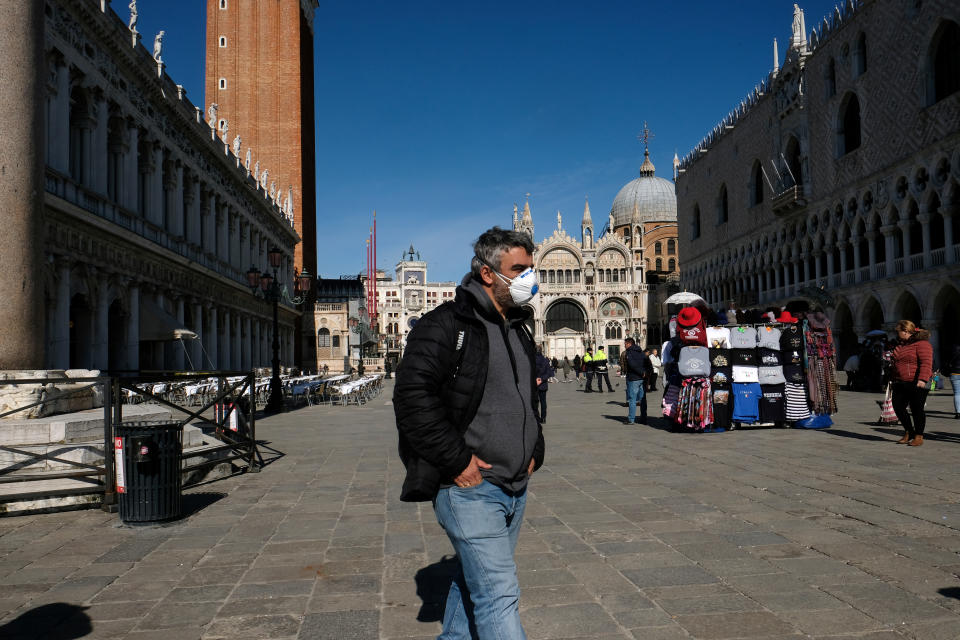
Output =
[
  {"x1": 771, "y1": 185, "x2": 807, "y2": 214},
  {"x1": 909, "y1": 254, "x2": 924, "y2": 272},
  {"x1": 931, "y1": 247, "x2": 946, "y2": 267}
]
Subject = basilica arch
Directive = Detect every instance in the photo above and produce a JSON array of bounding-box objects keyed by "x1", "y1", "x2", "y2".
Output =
[{"x1": 543, "y1": 298, "x2": 587, "y2": 360}]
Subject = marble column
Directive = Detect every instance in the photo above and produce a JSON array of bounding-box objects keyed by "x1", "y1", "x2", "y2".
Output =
[
  {"x1": 174, "y1": 297, "x2": 185, "y2": 370},
  {"x1": 813, "y1": 251, "x2": 823, "y2": 282},
  {"x1": 47, "y1": 53, "x2": 70, "y2": 175},
  {"x1": 122, "y1": 121, "x2": 139, "y2": 211},
  {"x1": 242, "y1": 315, "x2": 251, "y2": 371},
  {"x1": 51, "y1": 261, "x2": 71, "y2": 369},
  {"x1": 232, "y1": 313, "x2": 241, "y2": 371},
  {"x1": 0, "y1": 2, "x2": 45, "y2": 368},
  {"x1": 207, "y1": 306, "x2": 218, "y2": 369},
  {"x1": 125, "y1": 285, "x2": 140, "y2": 371},
  {"x1": 93, "y1": 278, "x2": 110, "y2": 370},
  {"x1": 919, "y1": 211, "x2": 932, "y2": 268},
  {"x1": 221, "y1": 309, "x2": 231, "y2": 370},
  {"x1": 899, "y1": 221, "x2": 912, "y2": 270},
  {"x1": 866, "y1": 231, "x2": 877, "y2": 272},
  {"x1": 802, "y1": 253, "x2": 811, "y2": 283},
  {"x1": 881, "y1": 226, "x2": 896, "y2": 273},
  {"x1": 90, "y1": 87, "x2": 108, "y2": 195},
  {"x1": 944, "y1": 206, "x2": 956, "y2": 263},
  {"x1": 192, "y1": 301, "x2": 204, "y2": 370}
]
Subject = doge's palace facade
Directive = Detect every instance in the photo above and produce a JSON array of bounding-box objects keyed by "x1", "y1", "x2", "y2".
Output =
[{"x1": 9, "y1": 0, "x2": 301, "y2": 372}]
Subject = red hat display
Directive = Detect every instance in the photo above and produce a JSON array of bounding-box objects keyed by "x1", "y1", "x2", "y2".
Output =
[
  {"x1": 776, "y1": 310, "x2": 799, "y2": 324},
  {"x1": 676, "y1": 306, "x2": 702, "y2": 327}
]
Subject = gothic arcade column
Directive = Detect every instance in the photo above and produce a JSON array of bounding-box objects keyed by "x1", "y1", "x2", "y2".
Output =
[
  {"x1": 943, "y1": 205, "x2": 956, "y2": 264},
  {"x1": 93, "y1": 277, "x2": 110, "y2": 370},
  {"x1": 51, "y1": 261, "x2": 71, "y2": 369},
  {"x1": 899, "y1": 220, "x2": 912, "y2": 272},
  {"x1": 90, "y1": 87, "x2": 108, "y2": 195},
  {"x1": 125, "y1": 285, "x2": 140, "y2": 371},
  {"x1": 174, "y1": 297, "x2": 185, "y2": 370},
  {"x1": 122, "y1": 121, "x2": 139, "y2": 211},
  {"x1": 207, "y1": 306, "x2": 218, "y2": 369},
  {"x1": 192, "y1": 301, "x2": 204, "y2": 370},
  {"x1": 881, "y1": 225, "x2": 896, "y2": 274},
  {"x1": 919, "y1": 211, "x2": 932, "y2": 268},
  {"x1": 0, "y1": 2, "x2": 45, "y2": 368}
]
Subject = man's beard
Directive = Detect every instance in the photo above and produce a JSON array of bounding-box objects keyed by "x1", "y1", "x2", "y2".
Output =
[{"x1": 493, "y1": 277, "x2": 515, "y2": 310}]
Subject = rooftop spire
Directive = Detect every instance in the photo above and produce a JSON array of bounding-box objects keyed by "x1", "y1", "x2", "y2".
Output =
[
  {"x1": 638, "y1": 121, "x2": 656, "y2": 177},
  {"x1": 522, "y1": 195, "x2": 532, "y2": 222},
  {"x1": 773, "y1": 37, "x2": 779, "y2": 73},
  {"x1": 582, "y1": 197, "x2": 592, "y2": 224}
]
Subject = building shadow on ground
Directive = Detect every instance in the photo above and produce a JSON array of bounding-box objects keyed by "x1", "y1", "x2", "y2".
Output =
[
  {"x1": 938, "y1": 586, "x2": 960, "y2": 600},
  {"x1": 181, "y1": 491, "x2": 227, "y2": 517},
  {"x1": 0, "y1": 603, "x2": 91, "y2": 639},
  {"x1": 413, "y1": 555, "x2": 460, "y2": 624}
]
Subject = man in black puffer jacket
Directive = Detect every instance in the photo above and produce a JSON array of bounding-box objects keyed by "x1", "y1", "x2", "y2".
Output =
[{"x1": 394, "y1": 227, "x2": 544, "y2": 639}]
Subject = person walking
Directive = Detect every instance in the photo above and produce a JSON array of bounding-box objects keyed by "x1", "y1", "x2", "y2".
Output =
[
  {"x1": 623, "y1": 337, "x2": 649, "y2": 424},
  {"x1": 573, "y1": 354, "x2": 582, "y2": 384},
  {"x1": 536, "y1": 347, "x2": 553, "y2": 423},
  {"x1": 562, "y1": 356, "x2": 572, "y2": 382},
  {"x1": 947, "y1": 342, "x2": 960, "y2": 419},
  {"x1": 594, "y1": 347, "x2": 614, "y2": 392},
  {"x1": 583, "y1": 348, "x2": 595, "y2": 392},
  {"x1": 889, "y1": 320, "x2": 934, "y2": 446},
  {"x1": 394, "y1": 227, "x2": 545, "y2": 639},
  {"x1": 647, "y1": 347, "x2": 662, "y2": 392}
]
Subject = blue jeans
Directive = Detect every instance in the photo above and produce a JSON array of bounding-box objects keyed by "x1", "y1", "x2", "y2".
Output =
[
  {"x1": 626, "y1": 379, "x2": 645, "y2": 423},
  {"x1": 952, "y1": 374, "x2": 960, "y2": 414},
  {"x1": 434, "y1": 481, "x2": 527, "y2": 640}
]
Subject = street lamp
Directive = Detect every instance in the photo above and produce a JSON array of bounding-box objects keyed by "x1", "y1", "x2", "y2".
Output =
[{"x1": 246, "y1": 247, "x2": 312, "y2": 413}]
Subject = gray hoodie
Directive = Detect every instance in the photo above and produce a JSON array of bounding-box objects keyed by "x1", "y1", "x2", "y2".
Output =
[{"x1": 455, "y1": 275, "x2": 540, "y2": 493}]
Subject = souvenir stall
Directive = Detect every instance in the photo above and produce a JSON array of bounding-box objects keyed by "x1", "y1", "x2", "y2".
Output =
[{"x1": 661, "y1": 302, "x2": 838, "y2": 431}]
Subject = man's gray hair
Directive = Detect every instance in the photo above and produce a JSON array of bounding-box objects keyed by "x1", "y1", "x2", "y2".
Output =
[{"x1": 471, "y1": 227, "x2": 535, "y2": 277}]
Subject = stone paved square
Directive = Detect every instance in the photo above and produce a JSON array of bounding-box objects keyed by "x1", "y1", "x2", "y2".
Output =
[{"x1": 2, "y1": 380, "x2": 960, "y2": 639}]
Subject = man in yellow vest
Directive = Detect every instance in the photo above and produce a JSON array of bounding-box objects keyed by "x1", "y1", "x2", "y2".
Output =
[
  {"x1": 594, "y1": 347, "x2": 614, "y2": 392},
  {"x1": 582, "y1": 348, "x2": 595, "y2": 393}
]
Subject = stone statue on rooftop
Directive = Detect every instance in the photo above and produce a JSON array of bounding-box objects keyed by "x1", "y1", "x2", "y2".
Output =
[
  {"x1": 128, "y1": 0, "x2": 138, "y2": 32},
  {"x1": 253, "y1": 160, "x2": 260, "y2": 180},
  {"x1": 245, "y1": 148, "x2": 252, "y2": 168},
  {"x1": 220, "y1": 119, "x2": 228, "y2": 140},
  {"x1": 208, "y1": 103, "x2": 218, "y2": 126},
  {"x1": 261, "y1": 169, "x2": 268, "y2": 190},
  {"x1": 233, "y1": 135, "x2": 241, "y2": 157},
  {"x1": 269, "y1": 181, "x2": 276, "y2": 200},
  {"x1": 153, "y1": 30, "x2": 164, "y2": 62}
]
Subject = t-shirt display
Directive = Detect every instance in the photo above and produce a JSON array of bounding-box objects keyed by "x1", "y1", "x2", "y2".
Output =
[
  {"x1": 757, "y1": 326, "x2": 782, "y2": 350},
  {"x1": 730, "y1": 326, "x2": 758, "y2": 348},
  {"x1": 759, "y1": 384, "x2": 786, "y2": 422},
  {"x1": 678, "y1": 346, "x2": 710, "y2": 377},
  {"x1": 732, "y1": 382, "x2": 762, "y2": 422},
  {"x1": 706, "y1": 327, "x2": 731, "y2": 349}
]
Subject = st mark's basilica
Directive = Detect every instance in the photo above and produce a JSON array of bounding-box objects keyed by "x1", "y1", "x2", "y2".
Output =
[{"x1": 517, "y1": 145, "x2": 680, "y2": 362}]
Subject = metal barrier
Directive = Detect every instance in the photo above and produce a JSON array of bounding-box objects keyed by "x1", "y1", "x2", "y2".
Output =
[{"x1": 0, "y1": 371, "x2": 261, "y2": 512}]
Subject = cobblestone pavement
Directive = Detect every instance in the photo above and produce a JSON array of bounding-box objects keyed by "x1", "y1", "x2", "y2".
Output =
[{"x1": 2, "y1": 379, "x2": 960, "y2": 639}]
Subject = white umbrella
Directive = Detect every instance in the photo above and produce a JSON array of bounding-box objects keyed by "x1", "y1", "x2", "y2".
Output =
[{"x1": 664, "y1": 292, "x2": 704, "y2": 305}]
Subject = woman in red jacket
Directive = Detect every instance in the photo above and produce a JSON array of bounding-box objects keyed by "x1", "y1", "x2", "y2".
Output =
[{"x1": 890, "y1": 320, "x2": 934, "y2": 446}]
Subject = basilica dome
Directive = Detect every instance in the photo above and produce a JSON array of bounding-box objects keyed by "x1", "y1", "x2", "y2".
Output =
[{"x1": 609, "y1": 150, "x2": 677, "y2": 228}]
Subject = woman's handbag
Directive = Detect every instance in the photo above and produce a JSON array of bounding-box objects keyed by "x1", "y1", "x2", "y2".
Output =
[{"x1": 877, "y1": 383, "x2": 898, "y2": 424}]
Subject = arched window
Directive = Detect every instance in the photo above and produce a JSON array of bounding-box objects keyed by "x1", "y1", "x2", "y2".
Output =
[
  {"x1": 837, "y1": 93, "x2": 862, "y2": 155},
  {"x1": 750, "y1": 161, "x2": 764, "y2": 206},
  {"x1": 718, "y1": 184, "x2": 729, "y2": 223},
  {"x1": 318, "y1": 328, "x2": 331, "y2": 347},
  {"x1": 853, "y1": 33, "x2": 867, "y2": 77},
  {"x1": 655, "y1": 241, "x2": 662, "y2": 255},
  {"x1": 656, "y1": 258, "x2": 663, "y2": 271},
  {"x1": 219, "y1": 36, "x2": 227, "y2": 48},
  {"x1": 930, "y1": 20, "x2": 960, "y2": 104},
  {"x1": 545, "y1": 300, "x2": 585, "y2": 333},
  {"x1": 692, "y1": 204, "x2": 701, "y2": 239},
  {"x1": 826, "y1": 58, "x2": 837, "y2": 98},
  {"x1": 667, "y1": 239, "x2": 676, "y2": 255},
  {"x1": 785, "y1": 136, "x2": 803, "y2": 187},
  {"x1": 668, "y1": 258, "x2": 676, "y2": 271}
]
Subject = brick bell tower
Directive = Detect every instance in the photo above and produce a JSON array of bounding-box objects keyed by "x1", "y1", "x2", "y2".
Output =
[{"x1": 205, "y1": 0, "x2": 318, "y2": 277}]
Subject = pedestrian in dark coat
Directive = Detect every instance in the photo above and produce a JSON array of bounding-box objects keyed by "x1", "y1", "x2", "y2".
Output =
[{"x1": 535, "y1": 347, "x2": 554, "y2": 423}]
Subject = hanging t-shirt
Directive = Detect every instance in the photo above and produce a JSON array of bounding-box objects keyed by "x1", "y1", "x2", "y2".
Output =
[
  {"x1": 732, "y1": 382, "x2": 762, "y2": 423},
  {"x1": 678, "y1": 346, "x2": 710, "y2": 377},
  {"x1": 780, "y1": 325, "x2": 804, "y2": 351},
  {"x1": 677, "y1": 324, "x2": 707, "y2": 346},
  {"x1": 784, "y1": 382, "x2": 811, "y2": 421},
  {"x1": 710, "y1": 368, "x2": 732, "y2": 387},
  {"x1": 783, "y1": 364, "x2": 805, "y2": 384},
  {"x1": 730, "y1": 326, "x2": 758, "y2": 348},
  {"x1": 758, "y1": 348, "x2": 783, "y2": 366},
  {"x1": 758, "y1": 366, "x2": 786, "y2": 385},
  {"x1": 733, "y1": 348, "x2": 757, "y2": 366},
  {"x1": 782, "y1": 347, "x2": 803, "y2": 365},
  {"x1": 757, "y1": 326, "x2": 782, "y2": 350},
  {"x1": 712, "y1": 388, "x2": 732, "y2": 429},
  {"x1": 760, "y1": 383, "x2": 786, "y2": 422},
  {"x1": 732, "y1": 365, "x2": 760, "y2": 383},
  {"x1": 706, "y1": 327, "x2": 731, "y2": 349},
  {"x1": 709, "y1": 348, "x2": 731, "y2": 369}
]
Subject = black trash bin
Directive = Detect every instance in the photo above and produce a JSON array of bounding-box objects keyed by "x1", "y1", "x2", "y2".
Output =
[{"x1": 115, "y1": 421, "x2": 183, "y2": 523}]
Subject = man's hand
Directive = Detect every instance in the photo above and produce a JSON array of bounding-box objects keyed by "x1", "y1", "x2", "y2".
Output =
[
  {"x1": 917, "y1": 380, "x2": 926, "y2": 388},
  {"x1": 453, "y1": 454, "x2": 491, "y2": 488},
  {"x1": 527, "y1": 457, "x2": 536, "y2": 476},
  {"x1": 536, "y1": 377, "x2": 542, "y2": 385}
]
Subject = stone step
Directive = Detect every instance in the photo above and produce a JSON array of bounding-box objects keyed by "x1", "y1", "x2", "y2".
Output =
[
  {"x1": 0, "y1": 405, "x2": 174, "y2": 446},
  {"x1": 0, "y1": 432, "x2": 247, "y2": 516},
  {"x1": 0, "y1": 423, "x2": 205, "y2": 473}
]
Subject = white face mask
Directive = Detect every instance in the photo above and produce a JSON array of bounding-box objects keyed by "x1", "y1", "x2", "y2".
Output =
[{"x1": 492, "y1": 267, "x2": 539, "y2": 305}]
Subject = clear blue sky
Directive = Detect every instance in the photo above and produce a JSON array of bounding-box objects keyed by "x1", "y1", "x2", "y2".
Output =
[{"x1": 129, "y1": 0, "x2": 838, "y2": 282}]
